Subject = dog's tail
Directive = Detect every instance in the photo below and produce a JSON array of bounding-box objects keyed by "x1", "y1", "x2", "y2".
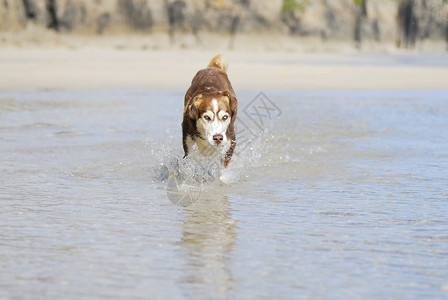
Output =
[{"x1": 208, "y1": 54, "x2": 228, "y2": 73}]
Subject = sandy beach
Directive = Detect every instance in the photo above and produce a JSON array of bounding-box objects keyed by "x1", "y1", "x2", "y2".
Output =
[
  {"x1": 2, "y1": 31, "x2": 448, "y2": 300},
  {"x1": 3, "y1": 0, "x2": 448, "y2": 298},
  {"x1": 1, "y1": 38, "x2": 448, "y2": 91}
]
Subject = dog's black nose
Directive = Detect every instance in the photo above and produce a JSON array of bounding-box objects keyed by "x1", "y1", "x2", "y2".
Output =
[{"x1": 213, "y1": 134, "x2": 223, "y2": 144}]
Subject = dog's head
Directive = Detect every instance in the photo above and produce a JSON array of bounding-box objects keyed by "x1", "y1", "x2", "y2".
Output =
[{"x1": 187, "y1": 91, "x2": 237, "y2": 148}]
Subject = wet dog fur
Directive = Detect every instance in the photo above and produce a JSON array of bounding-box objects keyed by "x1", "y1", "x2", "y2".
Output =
[{"x1": 182, "y1": 55, "x2": 238, "y2": 168}]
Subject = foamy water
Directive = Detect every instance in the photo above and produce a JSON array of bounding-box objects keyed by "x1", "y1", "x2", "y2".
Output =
[{"x1": 1, "y1": 88, "x2": 447, "y2": 299}]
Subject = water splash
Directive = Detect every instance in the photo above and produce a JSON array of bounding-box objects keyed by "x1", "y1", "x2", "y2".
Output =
[{"x1": 145, "y1": 133, "x2": 269, "y2": 206}]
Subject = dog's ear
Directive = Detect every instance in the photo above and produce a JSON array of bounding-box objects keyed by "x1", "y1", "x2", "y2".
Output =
[
  {"x1": 222, "y1": 91, "x2": 238, "y2": 120},
  {"x1": 222, "y1": 91, "x2": 231, "y2": 100},
  {"x1": 193, "y1": 94, "x2": 202, "y2": 107},
  {"x1": 188, "y1": 94, "x2": 202, "y2": 120}
]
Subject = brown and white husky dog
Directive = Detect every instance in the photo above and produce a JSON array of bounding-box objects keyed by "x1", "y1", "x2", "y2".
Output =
[{"x1": 182, "y1": 55, "x2": 238, "y2": 168}]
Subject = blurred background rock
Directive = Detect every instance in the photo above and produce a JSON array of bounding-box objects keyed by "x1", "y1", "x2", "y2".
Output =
[{"x1": 1, "y1": 0, "x2": 447, "y2": 50}]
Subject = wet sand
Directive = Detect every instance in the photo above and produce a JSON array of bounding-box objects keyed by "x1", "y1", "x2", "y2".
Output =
[{"x1": 1, "y1": 47, "x2": 448, "y2": 90}]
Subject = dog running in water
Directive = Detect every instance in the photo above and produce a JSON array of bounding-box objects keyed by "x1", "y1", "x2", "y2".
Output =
[{"x1": 182, "y1": 55, "x2": 238, "y2": 168}]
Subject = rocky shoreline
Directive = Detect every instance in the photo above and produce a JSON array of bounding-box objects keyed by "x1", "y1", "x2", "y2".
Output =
[{"x1": 1, "y1": 0, "x2": 448, "y2": 50}]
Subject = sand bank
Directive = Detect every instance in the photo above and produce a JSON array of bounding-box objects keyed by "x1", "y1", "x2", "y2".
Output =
[{"x1": 1, "y1": 47, "x2": 448, "y2": 91}]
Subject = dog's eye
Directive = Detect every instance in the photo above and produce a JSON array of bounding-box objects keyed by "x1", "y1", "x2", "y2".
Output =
[
  {"x1": 222, "y1": 115, "x2": 228, "y2": 120},
  {"x1": 203, "y1": 115, "x2": 211, "y2": 121}
]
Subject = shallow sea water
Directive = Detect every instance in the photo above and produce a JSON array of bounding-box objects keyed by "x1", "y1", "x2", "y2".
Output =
[{"x1": 1, "y1": 88, "x2": 448, "y2": 299}]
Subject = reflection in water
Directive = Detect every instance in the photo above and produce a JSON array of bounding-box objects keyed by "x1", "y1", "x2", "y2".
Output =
[
  {"x1": 178, "y1": 192, "x2": 236, "y2": 299},
  {"x1": 2, "y1": 89, "x2": 448, "y2": 299}
]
